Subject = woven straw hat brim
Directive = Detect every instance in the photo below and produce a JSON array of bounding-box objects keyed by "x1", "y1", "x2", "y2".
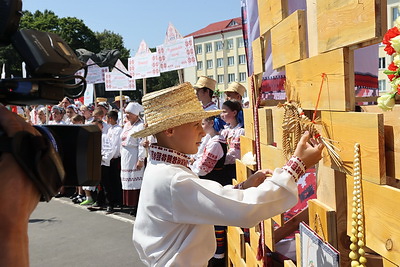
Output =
[{"x1": 132, "y1": 109, "x2": 222, "y2": 138}]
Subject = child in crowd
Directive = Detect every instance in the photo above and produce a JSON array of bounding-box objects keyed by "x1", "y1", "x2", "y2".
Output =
[
  {"x1": 220, "y1": 100, "x2": 244, "y2": 180},
  {"x1": 193, "y1": 116, "x2": 229, "y2": 265},
  {"x1": 132, "y1": 82, "x2": 324, "y2": 266}
]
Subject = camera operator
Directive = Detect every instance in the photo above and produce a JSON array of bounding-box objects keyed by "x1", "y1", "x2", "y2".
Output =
[{"x1": 0, "y1": 104, "x2": 41, "y2": 266}]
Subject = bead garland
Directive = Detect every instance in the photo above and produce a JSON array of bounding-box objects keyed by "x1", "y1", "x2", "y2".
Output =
[{"x1": 349, "y1": 143, "x2": 367, "y2": 266}]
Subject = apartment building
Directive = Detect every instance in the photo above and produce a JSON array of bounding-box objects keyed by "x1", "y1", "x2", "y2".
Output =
[{"x1": 184, "y1": 18, "x2": 248, "y2": 97}]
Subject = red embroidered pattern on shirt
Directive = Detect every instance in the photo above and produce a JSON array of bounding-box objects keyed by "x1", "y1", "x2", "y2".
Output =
[
  {"x1": 203, "y1": 102, "x2": 214, "y2": 109},
  {"x1": 149, "y1": 145, "x2": 189, "y2": 167},
  {"x1": 200, "y1": 151, "x2": 219, "y2": 173},
  {"x1": 122, "y1": 177, "x2": 143, "y2": 182}
]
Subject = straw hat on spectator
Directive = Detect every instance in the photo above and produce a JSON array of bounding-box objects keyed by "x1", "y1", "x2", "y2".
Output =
[
  {"x1": 113, "y1": 95, "x2": 128, "y2": 103},
  {"x1": 132, "y1": 82, "x2": 221, "y2": 138},
  {"x1": 96, "y1": 97, "x2": 108, "y2": 103},
  {"x1": 222, "y1": 82, "x2": 246, "y2": 97},
  {"x1": 193, "y1": 76, "x2": 216, "y2": 91}
]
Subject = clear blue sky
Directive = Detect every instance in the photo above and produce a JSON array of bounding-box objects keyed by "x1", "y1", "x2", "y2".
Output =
[{"x1": 22, "y1": 0, "x2": 241, "y2": 56}]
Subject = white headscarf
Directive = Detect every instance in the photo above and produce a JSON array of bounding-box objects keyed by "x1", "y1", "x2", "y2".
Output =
[{"x1": 125, "y1": 102, "x2": 143, "y2": 115}]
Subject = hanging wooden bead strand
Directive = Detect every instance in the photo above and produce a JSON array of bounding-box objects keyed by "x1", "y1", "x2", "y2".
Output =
[{"x1": 349, "y1": 143, "x2": 367, "y2": 266}]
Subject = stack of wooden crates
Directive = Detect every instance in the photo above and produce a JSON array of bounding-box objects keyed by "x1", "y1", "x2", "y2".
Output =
[{"x1": 227, "y1": 0, "x2": 400, "y2": 266}]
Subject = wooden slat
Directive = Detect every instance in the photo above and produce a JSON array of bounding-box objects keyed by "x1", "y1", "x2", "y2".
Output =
[
  {"x1": 361, "y1": 105, "x2": 400, "y2": 180},
  {"x1": 383, "y1": 257, "x2": 399, "y2": 267},
  {"x1": 269, "y1": 106, "x2": 285, "y2": 149},
  {"x1": 235, "y1": 159, "x2": 251, "y2": 184},
  {"x1": 240, "y1": 135, "x2": 256, "y2": 172},
  {"x1": 308, "y1": 199, "x2": 337, "y2": 247},
  {"x1": 259, "y1": 107, "x2": 274, "y2": 146},
  {"x1": 249, "y1": 227, "x2": 260, "y2": 255},
  {"x1": 306, "y1": 0, "x2": 318, "y2": 57},
  {"x1": 263, "y1": 218, "x2": 275, "y2": 251},
  {"x1": 346, "y1": 176, "x2": 400, "y2": 264},
  {"x1": 245, "y1": 243, "x2": 261, "y2": 267},
  {"x1": 272, "y1": 213, "x2": 284, "y2": 227},
  {"x1": 275, "y1": 207, "x2": 309, "y2": 243},
  {"x1": 271, "y1": 10, "x2": 307, "y2": 69},
  {"x1": 252, "y1": 37, "x2": 264, "y2": 75},
  {"x1": 243, "y1": 108, "x2": 255, "y2": 140},
  {"x1": 285, "y1": 48, "x2": 355, "y2": 111},
  {"x1": 321, "y1": 111, "x2": 385, "y2": 184},
  {"x1": 295, "y1": 233, "x2": 301, "y2": 266},
  {"x1": 260, "y1": 144, "x2": 286, "y2": 170},
  {"x1": 284, "y1": 260, "x2": 296, "y2": 267},
  {"x1": 227, "y1": 226, "x2": 245, "y2": 259},
  {"x1": 316, "y1": 0, "x2": 386, "y2": 53},
  {"x1": 257, "y1": 0, "x2": 287, "y2": 35}
]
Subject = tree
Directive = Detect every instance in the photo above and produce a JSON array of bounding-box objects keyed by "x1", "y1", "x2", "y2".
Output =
[{"x1": 95, "y1": 30, "x2": 130, "y2": 65}]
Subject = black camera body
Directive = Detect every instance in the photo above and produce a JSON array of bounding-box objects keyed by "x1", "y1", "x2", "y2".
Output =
[{"x1": 0, "y1": 0, "x2": 101, "y2": 200}]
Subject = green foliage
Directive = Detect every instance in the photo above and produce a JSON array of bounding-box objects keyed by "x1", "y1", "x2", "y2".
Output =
[{"x1": 95, "y1": 30, "x2": 130, "y2": 65}]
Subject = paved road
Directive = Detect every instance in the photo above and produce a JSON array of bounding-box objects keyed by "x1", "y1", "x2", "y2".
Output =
[{"x1": 28, "y1": 198, "x2": 146, "y2": 267}]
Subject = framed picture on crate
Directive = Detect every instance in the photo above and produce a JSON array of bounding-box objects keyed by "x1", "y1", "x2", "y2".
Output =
[{"x1": 300, "y1": 222, "x2": 340, "y2": 267}]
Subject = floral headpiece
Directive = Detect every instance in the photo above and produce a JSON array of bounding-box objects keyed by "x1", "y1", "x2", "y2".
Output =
[{"x1": 378, "y1": 18, "x2": 400, "y2": 111}]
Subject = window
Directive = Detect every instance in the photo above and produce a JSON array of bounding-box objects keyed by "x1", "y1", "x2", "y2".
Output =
[
  {"x1": 228, "y1": 20, "x2": 239, "y2": 27},
  {"x1": 215, "y1": 41, "x2": 223, "y2": 51},
  {"x1": 217, "y1": 58, "x2": 224, "y2": 68},
  {"x1": 378, "y1": 57, "x2": 386, "y2": 69},
  {"x1": 239, "y1": 55, "x2": 246, "y2": 64},
  {"x1": 206, "y1": 60, "x2": 213, "y2": 69},
  {"x1": 228, "y1": 73, "x2": 235, "y2": 83},
  {"x1": 227, "y1": 39, "x2": 233, "y2": 49},
  {"x1": 394, "y1": 7, "x2": 400, "y2": 21},
  {"x1": 239, "y1": 72, "x2": 246, "y2": 82},
  {"x1": 228, "y1": 56, "x2": 234, "y2": 66},
  {"x1": 217, "y1": 75, "x2": 224, "y2": 84},
  {"x1": 206, "y1": 43, "x2": 212, "y2": 53},
  {"x1": 238, "y1": 37, "x2": 244, "y2": 47},
  {"x1": 197, "y1": 61, "x2": 203, "y2": 70},
  {"x1": 379, "y1": 80, "x2": 386, "y2": 92},
  {"x1": 207, "y1": 75, "x2": 214, "y2": 79},
  {"x1": 196, "y1": 45, "x2": 202, "y2": 54}
]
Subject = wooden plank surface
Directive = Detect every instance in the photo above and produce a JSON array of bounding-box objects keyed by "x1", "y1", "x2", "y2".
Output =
[
  {"x1": 346, "y1": 176, "x2": 400, "y2": 264},
  {"x1": 245, "y1": 243, "x2": 261, "y2": 267},
  {"x1": 227, "y1": 226, "x2": 245, "y2": 259},
  {"x1": 258, "y1": 107, "x2": 274, "y2": 145},
  {"x1": 308, "y1": 199, "x2": 337, "y2": 247},
  {"x1": 270, "y1": 106, "x2": 285, "y2": 149},
  {"x1": 243, "y1": 108, "x2": 255, "y2": 140},
  {"x1": 252, "y1": 37, "x2": 264, "y2": 75},
  {"x1": 235, "y1": 159, "x2": 251, "y2": 184},
  {"x1": 263, "y1": 218, "x2": 275, "y2": 251},
  {"x1": 316, "y1": 0, "x2": 385, "y2": 53},
  {"x1": 260, "y1": 144, "x2": 286, "y2": 170},
  {"x1": 283, "y1": 260, "x2": 296, "y2": 267},
  {"x1": 271, "y1": 10, "x2": 307, "y2": 69},
  {"x1": 239, "y1": 135, "x2": 256, "y2": 171},
  {"x1": 361, "y1": 105, "x2": 400, "y2": 180},
  {"x1": 285, "y1": 48, "x2": 354, "y2": 111},
  {"x1": 321, "y1": 111, "x2": 385, "y2": 184},
  {"x1": 258, "y1": 0, "x2": 287, "y2": 35},
  {"x1": 249, "y1": 227, "x2": 260, "y2": 255},
  {"x1": 295, "y1": 233, "x2": 301, "y2": 265},
  {"x1": 306, "y1": 0, "x2": 318, "y2": 57}
]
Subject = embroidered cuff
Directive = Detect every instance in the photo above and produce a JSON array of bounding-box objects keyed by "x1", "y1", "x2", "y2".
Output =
[
  {"x1": 282, "y1": 156, "x2": 306, "y2": 182},
  {"x1": 234, "y1": 182, "x2": 245, "y2": 190}
]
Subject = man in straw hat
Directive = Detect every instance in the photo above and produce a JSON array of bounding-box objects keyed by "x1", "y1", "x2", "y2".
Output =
[
  {"x1": 194, "y1": 76, "x2": 218, "y2": 111},
  {"x1": 132, "y1": 82, "x2": 324, "y2": 266},
  {"x1": 221, "y1": 81, "x2": 246, "y2": 104}
]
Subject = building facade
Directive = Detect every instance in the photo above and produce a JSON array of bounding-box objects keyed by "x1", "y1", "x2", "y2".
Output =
[{"x1": 184, "y1": 18, "x2": 248, "y2": 98}]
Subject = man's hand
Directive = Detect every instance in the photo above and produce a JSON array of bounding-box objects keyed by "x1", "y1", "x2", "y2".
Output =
[
  {"x1": 293, "y1": 131, "x2": 324, "y2": 169},
  {"x1": 135, "y1": 160, "x2": 144, "y2": 171}
]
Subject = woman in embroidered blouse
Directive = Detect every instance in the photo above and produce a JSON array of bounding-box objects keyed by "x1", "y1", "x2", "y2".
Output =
[
  {"x1": 220, "y1": 100, "x2": 244, "y2": 181},
  {"x1": 120, "y1": 102, "x2": 146, "y2": 215}
]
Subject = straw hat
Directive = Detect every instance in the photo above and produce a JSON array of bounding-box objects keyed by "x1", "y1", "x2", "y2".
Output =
[
  {"x1": 132, "y1": 82, "x2": 221, "y2": 138},
  {"x1": 193, "y1": 76, "x2": 216, "y2": 91},
  {"x1": 96, "y1": 97, "x2": 108, "y2": 103},
  {"x1": 222, "y1": 82, "x2": 246, "y2": 97},
  {"x1": 113, "y1": 95, "x2": 127, "y2": 103}
]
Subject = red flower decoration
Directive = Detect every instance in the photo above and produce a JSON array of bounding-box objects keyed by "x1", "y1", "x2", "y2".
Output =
[
  {"x1": 383, "y1": 27, "x2": 400, "y2": 55},
  {"x1": 388, "y1": 62, "x2": 399, "y2": 81}
]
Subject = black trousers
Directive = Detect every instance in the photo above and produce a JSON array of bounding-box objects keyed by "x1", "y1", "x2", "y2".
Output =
[{"x1": 99, "y1": 158, "x2": 122, "y2": 207}]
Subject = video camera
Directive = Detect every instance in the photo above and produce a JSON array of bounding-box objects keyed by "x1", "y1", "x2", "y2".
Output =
[{"x1": 0, "y1": 0, "x2": 101, "y2": 201}]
